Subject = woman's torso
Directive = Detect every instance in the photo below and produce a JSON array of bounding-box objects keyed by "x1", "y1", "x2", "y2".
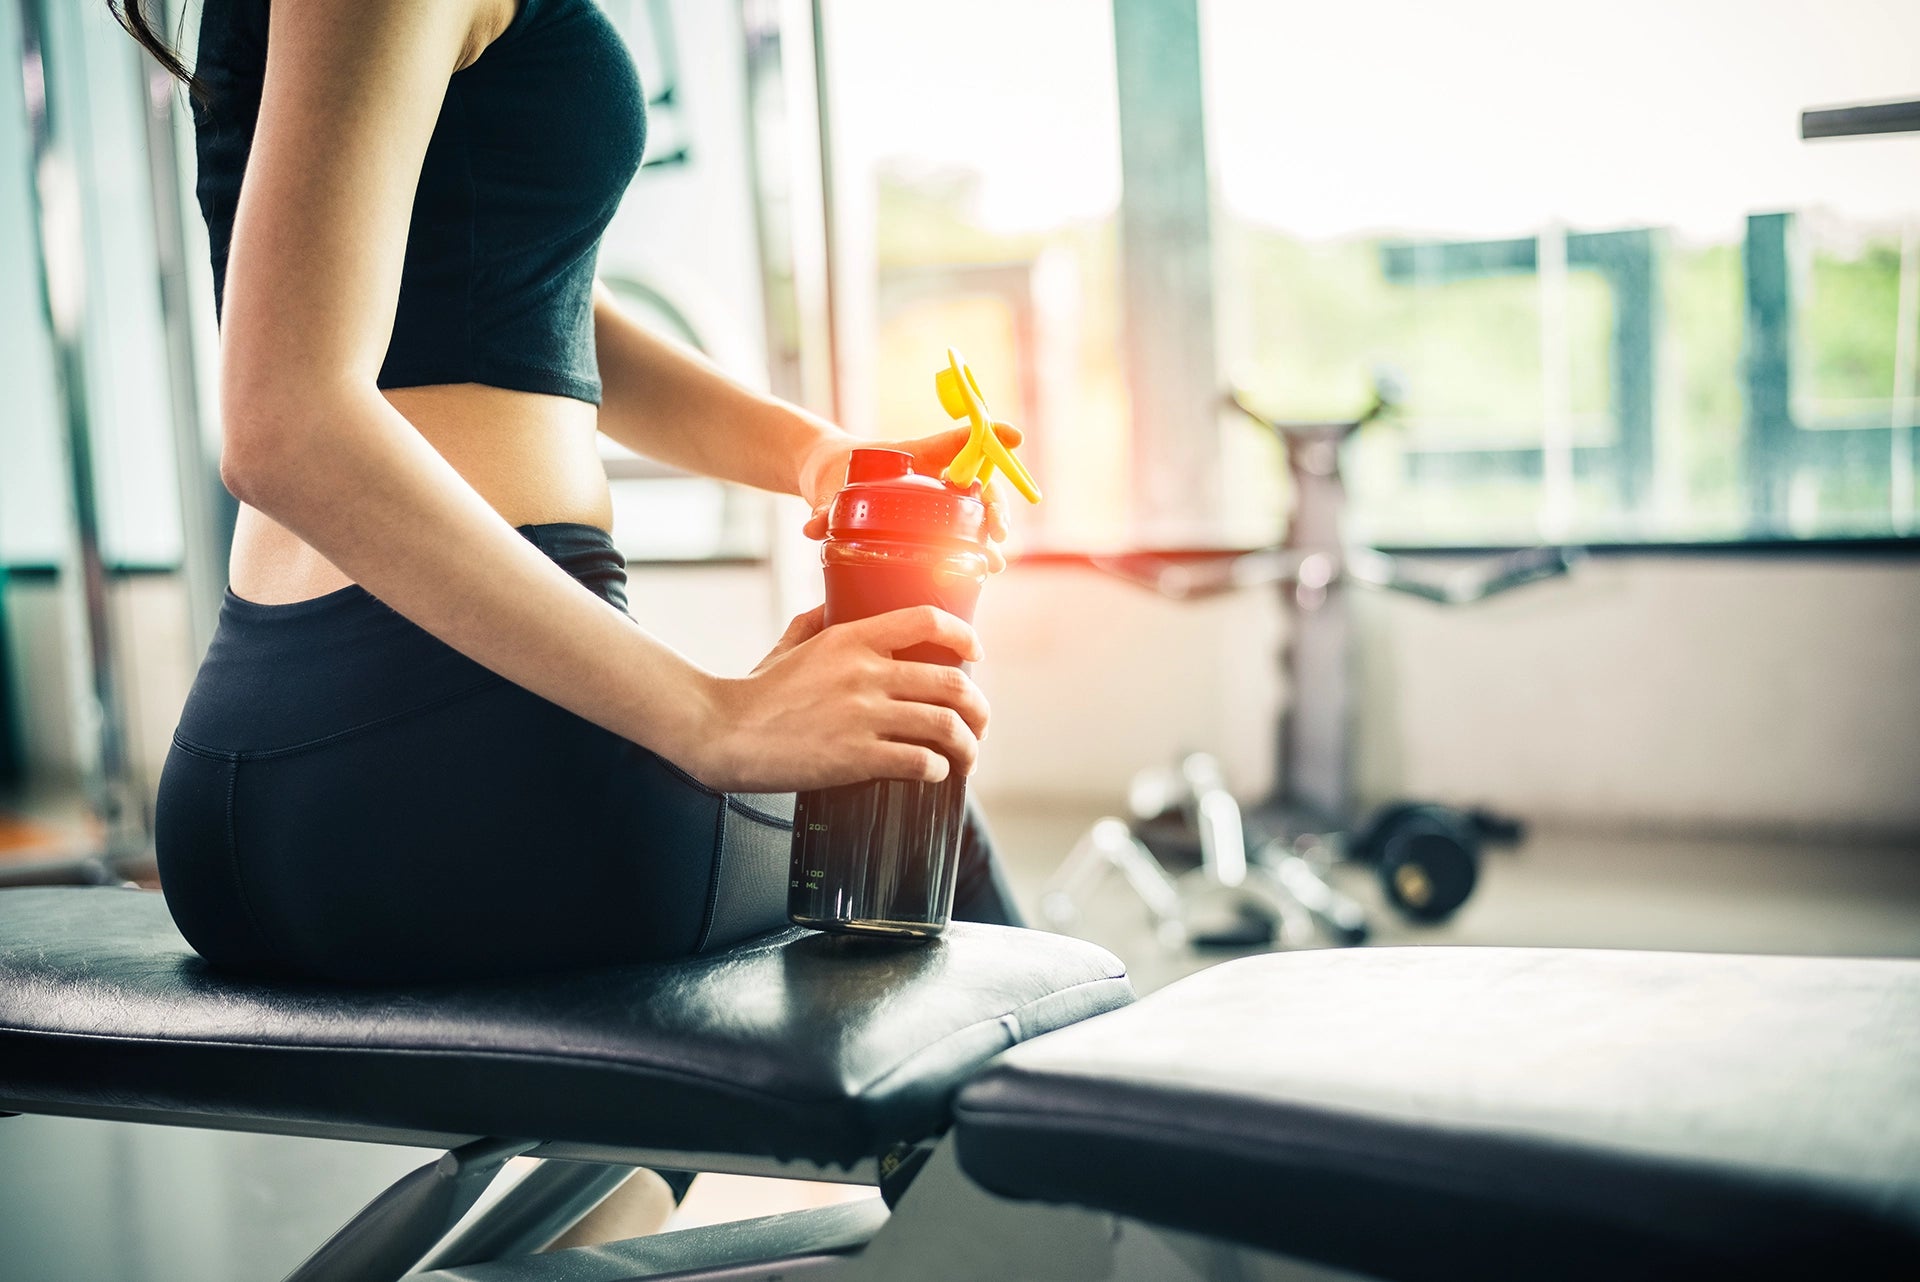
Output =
[{"x1": 197, "y1": 0, "x2": 646, "y2": 603}]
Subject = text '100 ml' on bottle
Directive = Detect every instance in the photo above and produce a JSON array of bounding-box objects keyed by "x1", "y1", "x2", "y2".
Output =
[{"x1": 788, "y1": 447, "x2": 989, "y2": 939}]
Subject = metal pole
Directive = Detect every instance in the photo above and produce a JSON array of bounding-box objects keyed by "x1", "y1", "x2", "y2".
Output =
[
  {"x1": 1112, "y1": 0, "x2": 1222, "y2": 543},
  {"x1": 740, "y1": 0, "x2": 805, "y2": 409},
  {"x1": 807, "y1": 0, "x2": 841, "y2": 424},
  {"x1": 1742, "y1": 213, "x2": 1796, "y2": 532},
  {"x1": 740, "y1": 0, "x2": 838, "y2": 622},
  {"x1": 13, "y1": 0, "x2": 142, "y2": 858},
  {"x1": 1537, "y1": 223, "x2": 1574, "y2": 540},
  {"x1": 1892, "y1": 221, "x2": 1917, "y2": 535},
  {"x1": 137, "y1": 12, "x2": 224, "y2": 661},
  {"x1": 1801, "y1": 98, "x2": 1920, "y2": 141}
]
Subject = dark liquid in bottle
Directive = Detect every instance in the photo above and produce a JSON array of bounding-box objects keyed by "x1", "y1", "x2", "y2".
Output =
[{"x1": 789, "y1": 774, "x2": 967, "y2": 938}]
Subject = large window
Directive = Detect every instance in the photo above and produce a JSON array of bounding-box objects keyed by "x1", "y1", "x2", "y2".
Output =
[
  {"x1": 1206, "y1": 0, "x2": 1920, "y2": 547},
  {"x1": 823, "y1": 0, "x2": 1131, "y2": 548},
  {"x1": 826, "y1": 0, "x2": 1919, "y2": 549}
]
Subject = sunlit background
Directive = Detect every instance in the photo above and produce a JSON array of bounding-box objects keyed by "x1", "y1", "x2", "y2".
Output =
[{"x1": 0, "y1": 1, "x2": 1916, "y2": 1278}]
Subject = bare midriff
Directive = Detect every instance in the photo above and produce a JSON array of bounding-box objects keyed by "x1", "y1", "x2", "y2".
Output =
[{"x1": 227, "y1": 383, "x2": 613, "y2": 605}]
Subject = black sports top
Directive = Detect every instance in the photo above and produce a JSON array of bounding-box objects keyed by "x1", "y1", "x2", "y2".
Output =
[{"x1": 193, "y1": 0, "x2": 646, "y2": 406}]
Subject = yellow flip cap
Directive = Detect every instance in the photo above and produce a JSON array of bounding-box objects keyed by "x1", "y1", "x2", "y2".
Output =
[{"x1": 935, "y1": 347, "x2": 1042, "y2": 504}]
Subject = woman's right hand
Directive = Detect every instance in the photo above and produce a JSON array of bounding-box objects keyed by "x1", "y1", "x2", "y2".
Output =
[{"x1": 687, "y1": 605, "x2": 990, "y2": 793}]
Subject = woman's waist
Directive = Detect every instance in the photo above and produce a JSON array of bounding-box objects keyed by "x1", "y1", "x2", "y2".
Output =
[
  {"x1": 392, "y1": 383, "x2": 612, "y2": 526},
  {"x1": 229, "y1": 384, "x2": 614, "y2": 605},
  {"x1": 181, "y1": 522, "x2": 630, "y2": 755}
]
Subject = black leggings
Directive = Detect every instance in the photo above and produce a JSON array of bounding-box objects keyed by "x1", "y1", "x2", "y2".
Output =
[{"x1": 155, "y1": 523, "x2": 1022, "y2": 983}]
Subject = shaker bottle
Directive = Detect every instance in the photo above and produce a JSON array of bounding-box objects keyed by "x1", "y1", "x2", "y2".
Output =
[{"x1": 787, "y1": 447, "x2": 991, "y2": 939}]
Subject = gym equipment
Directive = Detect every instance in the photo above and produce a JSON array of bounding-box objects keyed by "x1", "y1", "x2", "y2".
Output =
[
  {"x1": 791, "y1": 357, "x2": 1041, "y2": 939},
  {"x1": 1046, "y1": 752, "x2": 1370, "y2": 950},
  {"x1": 1046, "y1": 379, "x2": 1574, "y2": 948},
  {"x1": 2, "y1": 885, "x2": 1915, "y2": 1280}
]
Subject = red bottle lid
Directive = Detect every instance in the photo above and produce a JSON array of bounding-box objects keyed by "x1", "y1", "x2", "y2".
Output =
[{"x1": 828, "y1": 448, "x2": 988, "y2": 547}]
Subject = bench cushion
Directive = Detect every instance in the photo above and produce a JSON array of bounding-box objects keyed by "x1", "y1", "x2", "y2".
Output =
[
  {"x1": 0, "y1": 887, "x2": 1131, "y2": 1167},
  {"x1": 954, "y1": 947, "x2": 1920, "y2": 1281}
]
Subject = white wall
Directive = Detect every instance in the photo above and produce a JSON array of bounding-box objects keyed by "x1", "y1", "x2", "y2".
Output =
[
  {"x1": 970, "y1": 563, "x2": 1282, "y2": 802},
  {"x1": 972, "y1": 554, "x2": 1920, "y2": 840},
  {"x1": 1353, "y1": 555, "x2": 1920, "y2": 838}
]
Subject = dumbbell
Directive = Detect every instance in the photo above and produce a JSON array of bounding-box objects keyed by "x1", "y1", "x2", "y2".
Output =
[{"x1": 1350, "y1": 803, "x2": 1481, "y2": 923}]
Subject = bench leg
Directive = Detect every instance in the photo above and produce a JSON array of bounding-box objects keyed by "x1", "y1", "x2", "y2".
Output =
[
  {"x1": 407, "y1": 1141, "x2": 1363, "y2": 1282},
  {"x1": 282, "y1": 1136, "x2": 536, "y2": 1282},
  {"x1": 414, "y1": 1195, "x2": 889, "y2": 1281},
  {"x1": 416, "y1": 1158, "x2": 641, "y2": 1270}
]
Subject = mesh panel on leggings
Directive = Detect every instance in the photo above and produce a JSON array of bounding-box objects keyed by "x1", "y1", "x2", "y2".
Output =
[{"x1": 698, "y1": 794, "x2": 796, "y2": 952}]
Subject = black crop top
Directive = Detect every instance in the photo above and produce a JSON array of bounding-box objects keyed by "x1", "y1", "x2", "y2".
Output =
[{"x1": 193, "y1": 0, "x2": 646, "y2": 405}]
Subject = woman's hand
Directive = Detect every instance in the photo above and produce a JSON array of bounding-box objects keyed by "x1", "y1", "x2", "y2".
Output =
[
  {"x1": 686, "y1": 605, "x2": 991, "y2": 793},
  {"x1": 797, "y1": 424, "x2": 1025, "y2": 573}
]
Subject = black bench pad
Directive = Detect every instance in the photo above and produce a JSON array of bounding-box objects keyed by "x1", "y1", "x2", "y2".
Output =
[
  {"x1": 0, "y1": 887, "x2": 1131, "y2": 1167},
  {"x1": 955, "y1": 947, "x2": 1920, "y2": 1281}
]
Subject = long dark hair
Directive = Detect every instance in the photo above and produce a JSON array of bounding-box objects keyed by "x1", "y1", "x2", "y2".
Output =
[{"x1": 108, "y1": 1, "x2": 205, "y2": 101}]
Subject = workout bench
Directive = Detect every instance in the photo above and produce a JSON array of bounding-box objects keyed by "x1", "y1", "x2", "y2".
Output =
[{"x1": 1, "y1": 885, "x2": 1915, "y2": 1280}]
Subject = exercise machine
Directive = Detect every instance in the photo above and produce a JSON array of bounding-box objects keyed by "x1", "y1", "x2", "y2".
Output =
[
  {"x1": 1, "y1": 884, "x2": 1914, "y2": 1280},
  {"x1": 1046, "y1": 380, "x2": 1574, "y2": 949}
]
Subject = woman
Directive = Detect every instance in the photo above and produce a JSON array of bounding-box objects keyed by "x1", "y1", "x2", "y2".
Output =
[{"x1": 113, "y1": 0, "x2": 1022, "y2": 982}]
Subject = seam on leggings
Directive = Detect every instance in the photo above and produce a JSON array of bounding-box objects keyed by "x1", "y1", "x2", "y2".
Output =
[
  {"x1": 693, "y1": 803, "x2": 729, "y2": 952},
  {"x1": 222, "y1": 754, "x2": 278, "y2": 962},
  {"x1": 723, "y1": 795, "x2": 792, "y2": 827},
  {"x1": 170, "y1": 676, "x2": 508, "y2": 762},
  {"x1": 650, "y1": 749, "x2": 722, "y2": 799}
]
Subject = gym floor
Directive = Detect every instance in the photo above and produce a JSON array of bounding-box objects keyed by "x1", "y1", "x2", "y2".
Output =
[
  {"x1": 984, "y1": 798, "x2": 1920, "y2": 994},
  {"x1": 2, "y1": 797, "x2": 1917, "y2": 1280}
]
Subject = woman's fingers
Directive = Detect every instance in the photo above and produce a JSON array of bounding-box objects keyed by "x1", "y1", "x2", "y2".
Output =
[
  {"x1": 777, "y1": 605, "x2": 827, "y2": 649},
  {"x1": 861, "y1": 741, "x2": 952, "y2": 784},
  {"x1": 802, "y1": 502, "x2": 830, "y2": 541},
  {"x1": 887, "y1": 661, "x2": 989, "y2": 737},
  {"x1": 853, "y1": 605, "x2": 983, "y2": 662},
  {"x1": 905, "y1": 421, "x2": 1024, "y2": 478},
  {"x1": 714, "y1": 606, "x2": 1000, "y2": 790},
  {"x1": 878, "y1": 702, "x2": 979, "y2": 776},
  {"x1": 916, "y1": 423, "x2": 974, "y2": 460}
]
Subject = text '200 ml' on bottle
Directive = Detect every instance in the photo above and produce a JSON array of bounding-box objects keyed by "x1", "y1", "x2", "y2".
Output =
[{"x1": 787, "y1": 447, "x2": 991, "y2": 940}]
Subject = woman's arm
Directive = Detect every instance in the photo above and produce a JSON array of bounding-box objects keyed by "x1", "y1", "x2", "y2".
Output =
[
  {"x1": 219, "y1": 0, "x2": 987, "y2": 790},
  {"x1": 592, "y1": 284, "x2": 1023, "y2": 566},
  {"x1": 592, "y1": 281, "x2": 855, "y2": 498}
]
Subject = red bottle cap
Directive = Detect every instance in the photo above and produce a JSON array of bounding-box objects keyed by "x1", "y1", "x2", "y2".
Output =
[{"x1": 828, "y1": 448, "x2": 987, "y2": 547}]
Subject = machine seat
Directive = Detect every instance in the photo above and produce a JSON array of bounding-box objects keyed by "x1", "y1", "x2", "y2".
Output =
[
  {"x1": 0, "y1": 887, "x2": 1131, "y2": 1167},
  {"x1": 955, "y1": 947, "x2": 1920, "y2": 1281}
]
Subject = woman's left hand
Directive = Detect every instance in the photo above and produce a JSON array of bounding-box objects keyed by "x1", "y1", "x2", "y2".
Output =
[{"x1": 798, "y1": 423, "x2": 1024, "y2": 572}]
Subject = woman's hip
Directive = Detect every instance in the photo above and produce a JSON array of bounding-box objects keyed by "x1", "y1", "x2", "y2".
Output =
[
  {"x1": 156, "y1": 680, "x2": 790, "y2": 980},
  {"x1": 153, "y1": 521, "x2": 796, "y2": 979}
]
